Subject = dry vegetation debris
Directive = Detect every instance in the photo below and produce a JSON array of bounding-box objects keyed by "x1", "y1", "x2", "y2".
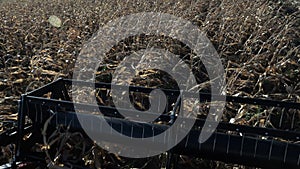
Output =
[{"x1": 0, "y1": 0, "x2": 299, "y2": 168}]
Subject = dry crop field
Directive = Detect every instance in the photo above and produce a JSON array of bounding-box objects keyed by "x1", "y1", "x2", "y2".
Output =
[{"x1": 0, "y1": 0, "x2": 299, "y2": 168}]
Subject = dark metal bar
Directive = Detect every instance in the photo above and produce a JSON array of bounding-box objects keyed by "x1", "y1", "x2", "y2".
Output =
[
  {"x1": 26, "y1": 78, "x2": 64, "y2": 97},
  {"x1": 67, "y1": 79, "x2": 300, "y2": 109},
  {"x1": 13, "y1": 95, "x2": 27, "y2": 168},
  {"x1": 25, "y1": 96, "x2": 300, "y2": 141},
  {"x1": 14, "y1": 78, "x2": 300, "y2": 168},
  {"x1": 50, "y1": 111, "x2": 300, "y2": 169}
]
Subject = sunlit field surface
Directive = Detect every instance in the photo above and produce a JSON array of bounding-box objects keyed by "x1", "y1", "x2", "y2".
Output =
[{"x1": 0, "y1": 0, "x2": 299, "y2": 168}]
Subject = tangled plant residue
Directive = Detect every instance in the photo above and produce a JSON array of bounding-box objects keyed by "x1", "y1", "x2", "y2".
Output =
[{"x1": 0, "y1": 0, "x2": 299, "y2": 168}]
